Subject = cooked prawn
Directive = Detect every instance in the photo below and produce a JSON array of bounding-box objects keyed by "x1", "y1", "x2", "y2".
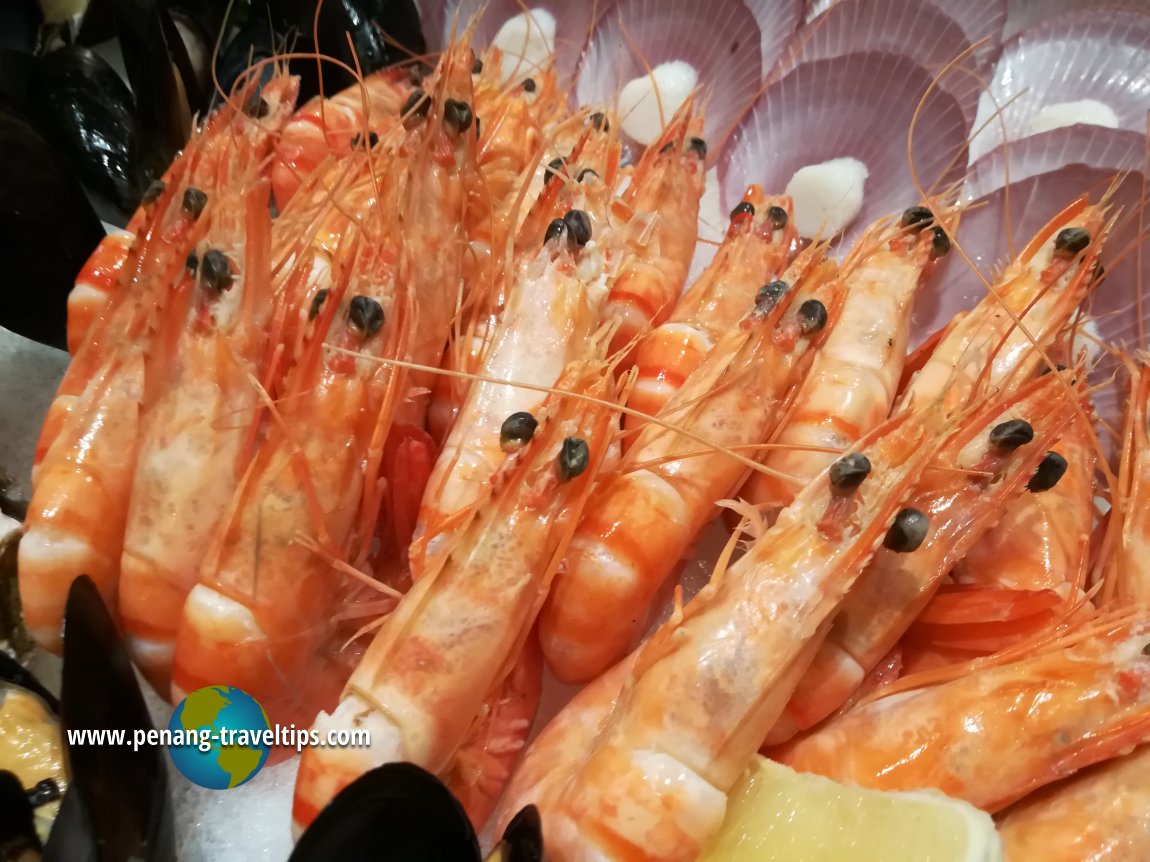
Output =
[
  {"x1": 624, "y1": 188, "x2": 796, "y2": 437},
  {"x1": 997, "y1": 743, "x2": 1150, "y2": 862},
  {"x1": 44, "y1": 72, "x2": 299, "y2": 471},
  {"x1": 898, "y1": 197, "x2": 1105, "y2": 412},
  {"x1": 739, "y1": 204, "x2": 951, "y2": 519},
  {"x1": 497, "y1": 401, "x2": 951, "y2": 861},
  {"x1": 116, "y1": 180, "x2": 275, "y2": 691},
  {"x1": 171, "y1": 235, "x2": 404, "y2": 727},
  {"x1": 18, "y1": 181, "x2": 217, "y2": 651},
  {"x1": 293, "y1": 350, "x2": 624, "y2": 832},
  {"x1": 539, "y1": 254, "x2": 842, "y2": 684},
  {"x1": 412, "y1": 205, "x2": 613, "y2": 575},
  {"x1": 601, "y1": 102, "x2": 706, "y2": 362},
  {"x1": 778, "y1": 607, "x2": 1150, "y2": 814},
  {"x1": 766, "y1": 368, "x2": 1086, "y2": 744},
  {"x1": 271, "y1": 67, "x2": 413, "y2": 208},
  {"x1": 65, "y1": 72, "x2": 299, "y2": 356}
]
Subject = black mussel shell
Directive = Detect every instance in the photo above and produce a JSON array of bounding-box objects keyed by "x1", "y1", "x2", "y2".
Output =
[
  {"x1": 0, "y1": 108, "x2": 104, "y2": 348},
  {"x1": 0, "y1": 651, "x2": 59, "y2": 713},
  {"x1": 211, "y1": 2, "x2": 279, "y2": 109},
  {"x1": 45, "y1": 576, "x2": 174, "y2": 862},
  {"x1": 42, "y1": 783, "x2": 96, "y2": 862},
  {"x1": 165, "y1": 0, "x2": 231, "y2": 101},
  {"x1": 0, "y1": 0, "x2": 41, "y2": 54},
  {"x1": 1, "y1": 509, "x2": 31, "y2": 655},
  {"x1": 0, "y1": 769, "x2": 41, "y2": 859},
  {"x1": 289, "y1": 763, "x2": 480, "y2": 862},
  {"x1": 91, "y1": 0, "x2": 190, "y2": 194},
  {"x1": 27, "y1": 46, "x2": 144, "y2": 215},
  {"x1": 268, "y1": 0, "x2": 428, "y2": 102},
  {"x1": 487, "y1": 805, "x2": 543, "y2": 862},
  {"x1": 0, "y1": 47, "x2": 35, "y2": 107}
]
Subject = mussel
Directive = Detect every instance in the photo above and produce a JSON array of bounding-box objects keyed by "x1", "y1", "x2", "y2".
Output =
[
  {"x1": 0, "y1": 108, "x2": 104, "y2": 349},
  {"x1": 0, "y1": 0, "x2": 432, "y2": 348},
  {"x1": 0, "y1": 768, "x2": 41, "y2": 860},
  {"x1": 0, "y1": 576, "x2": 175, "y2": 862},
  {"x1": 218, "y1": 0, "x2": 428, "y2": 106},
  {"x1": 25, "y1": 46, "x2": 144, "y2": 215},
  {"x1": 1, "y1": 645, "x2": 63, "y2": 853},
  {"x1": 289, "y1": 762, "x2": 543, "y2": 862}
]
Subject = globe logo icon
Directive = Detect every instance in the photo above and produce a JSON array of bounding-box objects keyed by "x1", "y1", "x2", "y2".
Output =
[{"x1": 168, "y1": 686, "x2": 271, "y2": 790}]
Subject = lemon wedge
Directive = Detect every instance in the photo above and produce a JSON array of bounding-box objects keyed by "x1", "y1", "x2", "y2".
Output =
[{"x1": 698, "y1": 756, "x2": 1002, "y2": 862}]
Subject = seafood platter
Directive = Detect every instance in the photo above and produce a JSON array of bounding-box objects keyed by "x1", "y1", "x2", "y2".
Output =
[{"x1": 2, "y1": 0, "x2": 1150, "y2": 859}]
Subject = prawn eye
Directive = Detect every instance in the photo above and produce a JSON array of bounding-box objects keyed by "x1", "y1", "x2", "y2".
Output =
[
  {"x1": 143, "y1": 179, "x2": 165, "y2": 202},
  {"x1": 767, "y1": 205, "x2": 789, "y2": 230},
  {"x1": 884, "y1": 508, "x2": 929, "y2": 553},
  {"x1": 576, "y1": 168, "x2": 598, "y2": 183},
  {"x1": 350, "y1": 131, "x2": 380, "y2": 149},
  {"x1": 730, "y1": 201, "x2": 755, "y2": 221},
  {"x1": 197, "y1": 250, "x2": 233, "y2": 294},
  {"x1": 182, "y1": 187, "x2": 208, "y2": 218},
  {"x1": 989, "y1": 419, "x2": 1034, "y2": 452},
  {"x1": 563, "y1": 210, "x2": 592, "y2": 246},
  {"x1": 829, "y1": 453, "x2": 871, "y2": 490},
  {"x1": 1028, "y1": 451, "x2": 1068, "y2": 493},
  {"x1": 308, "y1": 289, "x2": 329, "y2": 320},
  {"x1": 797, "y1": 299, "x2": 828, "y2": 335},
  {"x1": 558, "y1": 437, "x2": 590, "y2": 481},
  {"x1": 755, "y1": 280, "x2": 788, "y2": 313},
  {"x1": 400, "y1": 89, "x2": 429, "y2": 125},
  {"x1": 688, "y1": 137, "x2": 707, "y2": 158},
  {"x1": 589, "y1": 111, "x2": 609, "y2": 131},
  {"x1": 522, "y1": 78, "x2": 536, "y2": 93},
  {"x1": 243, "y1": 92, "x2": 270, "y2": 118},
  {"x1": 500, "y1": 412, "x2": 538, "y2": 451},
  {"x1": 1040, "y1": 363, "x2": 1069, "y2": 376},
  {"x1": 900, "y1": 206, "x2": 934, "y2": 229},
  {"x1": 1054, "y1": 227, "x2": 1090, "y2": 256},
  {"x1": 443, "y1": 99, "x2": 474, "y2": 135},
  {"x1": 930, "y1": 226, "x2": 950, "y2": 259},
  {"x1": 544, "y1": 218, "x2": 568, "y2": 246},
  {"x1": 544, "y1": 157, "x2": 566, "y2": 184},
  {"x1": 348, "y1": 295, "x2": 384, "y2": 336},
  {"x1": 471, "y1": 53, "x2": 483, "y2": 75}
]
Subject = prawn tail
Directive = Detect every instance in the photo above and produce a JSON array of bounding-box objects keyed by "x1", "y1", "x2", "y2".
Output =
[{"x1": 902, "y1": 584, "x2": 1088, "y2": 665}]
